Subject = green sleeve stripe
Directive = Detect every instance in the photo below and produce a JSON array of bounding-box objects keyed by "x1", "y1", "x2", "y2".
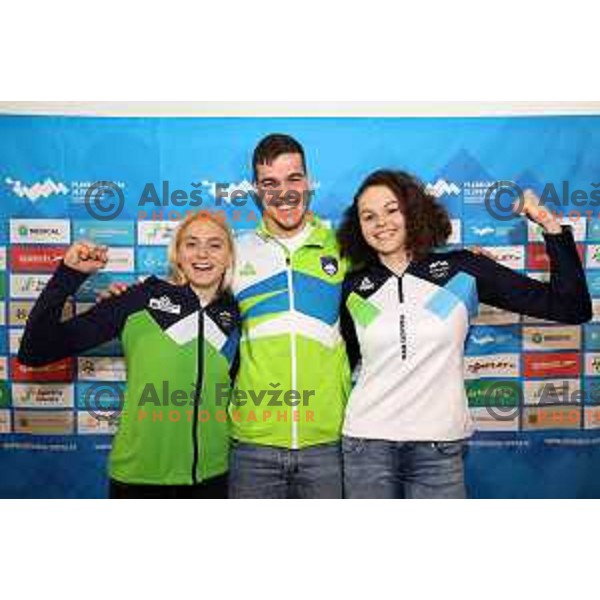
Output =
[{"x1": 347, "y1": 292, "x2": 380, "y2": 328}]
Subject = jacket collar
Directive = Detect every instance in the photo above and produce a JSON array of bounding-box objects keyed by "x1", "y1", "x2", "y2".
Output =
[{"x1": 256, "y1": 214, "x2": 329, "y2": 249}]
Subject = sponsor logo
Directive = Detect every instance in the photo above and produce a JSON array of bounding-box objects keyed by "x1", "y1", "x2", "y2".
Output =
[
  {"x1": 522, "y1": 326, "x2": 582, "y2": 351},
  {"x1": 586, "y1": 272, "x2": 600, "y2": 298},
  {"x1": 426, "y1": 179, "x2": 461, "y2": 198},
  {"x1": 466, "y1": 380, "x2": 521, "y2": 407},
  {"x1": 76, "y1": 382, "x2": 124, "y2": 410},
  {"x1": 469, "y1": 407, "x2": 519, "y2": 432},
  {"x1": 149, "y1": 296, "x2": 181, "y2": 315},
  {"x1": 9, "y1": 246, "x2": 66, "y2": 272},
  {"x1": 0, "y1": 409, "x2": 11, "y2": 434},
  {"x1": 77, "y1": 411, "x2": 118, "y2": 435},
  {"x1": 73, "y1": 221, "x2": 134, "y2": 246},
  {"x1": 584, "y1": 324, "x2": 600, "y2": 351},
  {"x1": 466, "y1": 326, "x2": 521, "y2": 355},
  {"x1": 10, "y1": 274, "x2": 52, "y2": 299},
  {"x1": 470, "y1": 226, "x2": 495, "y2": 238},
  {"x1": 13, "y1": 410, "x2": 74, "y2": 435},
  {"x1": 10, "y1": 219, "x2": 70, "y2": 245},
  {"x1": 523, "y1": 406, "x2": 582, "y2": 431},
  {"x1": 203, "y1": 179, "x2": 256, "y2": 203},
  {"x1": 5, "y1": 177, "x2": 69, "y2": 202},
  {"x1": 70, "y1": 180, "x2": 125, "y2": 209},
  {"x1": 464, "y1": 220, "x2": 526, "y2": 246},
  {"x1": 523, "y1": 379, "x2": 582, "y2": 406},
  {"x1": 12, "y1": 383, "x2": 74, "y2": 408},
  {"x1": 463, "y1": 180, "x2": 499, "y2": 206},
  {"x1": 469, "y1": 334, "x2": 496, "y2": 346},
  {"x1": 583, "y1": 378, "x2": 600, "y2": 404},
  {"x1": 104, "y1": 247, "x2": 135, "y2": 273},
  {"x1": 584, "y1": 407, "x2": 600, "y2": 430},
  {"x1": 523, "y1": 353, "x2": 581, "y2": 378},
  {"x1": 77, "y1": 357, "x2": 126, "y2": 381},
  {"x1": 464, "y1": 354, "x2": 520, "y2": 379},
  {"x1": 592, "y1": 299, "x2": 600, "y2": 323},
  {"x1": 137, "y1": 221, "x2": 178, "y2": 246},
  {"x1": 137, "y1": 247, "x2": 169, "y2": 274},
  {"x1": 585, "y1": 353, "x2": 600, "y2": 376},
  {"x1": 9, "y1": 328, "x2": 23, "y2": 355},
  {"x1": 588, "y1": 220, "x2": 600, "y2": 242},
  {"x1": 11, "y1": 357, "x2": 74, "y2": 382},
  {"x1": 0, "y1": 381, "x2": 10, "y2": 408},
  {"x1": 587, "y1": 245, "x2": 600, "y2": 269},
  {"x1": 9, "y1": 301, "x2": 31, "y2": 326}
]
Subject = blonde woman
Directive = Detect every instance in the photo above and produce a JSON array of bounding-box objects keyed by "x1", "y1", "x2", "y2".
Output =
[{"x1": 18, "y1": 213, "x2": 240, "y2": 499}]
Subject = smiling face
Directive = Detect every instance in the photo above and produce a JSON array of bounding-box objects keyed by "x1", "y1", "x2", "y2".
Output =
[
  {"x1": 255, "y1": 152, "x2": 311, "y2": 237},
  {"x1": 176, "y1": 219, "x2": 232, "y2": 291},
  {"x1": 358, "y1": 185, "x2": 408, "y2": 257}
]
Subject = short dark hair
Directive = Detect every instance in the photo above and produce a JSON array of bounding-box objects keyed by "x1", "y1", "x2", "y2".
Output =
[
  {"x1": 337, "y1": 170, "x2": 452, "y2": 270},
  {"x1": 252, "y1": 134, "x2": 307, "y2": 183}
]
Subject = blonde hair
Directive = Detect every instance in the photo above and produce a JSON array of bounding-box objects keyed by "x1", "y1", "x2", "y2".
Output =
[{"x1": 167, "y1": 212, "x2": 236, "y2": 294}]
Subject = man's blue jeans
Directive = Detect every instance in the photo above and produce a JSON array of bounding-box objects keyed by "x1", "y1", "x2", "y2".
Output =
[
  {"x1": 342, "y1": 437, "x2": 468, "y2": 499},
  {"x1": 229, "y1": 440, "x2": 343, "y2": 499}
]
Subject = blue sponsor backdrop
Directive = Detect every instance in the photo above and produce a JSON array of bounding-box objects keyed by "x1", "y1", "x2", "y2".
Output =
[{"x1": 1, "y1": 114, "x2": 600, "y2": 498}]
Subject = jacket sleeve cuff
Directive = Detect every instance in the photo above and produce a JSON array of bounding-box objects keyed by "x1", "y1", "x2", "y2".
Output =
[
  {"x1": 542, "y1": 224, "x2": 576, "y2": 245},
  {"x1": 53, "y1": 261, "x2": 90, "y2": 294}
]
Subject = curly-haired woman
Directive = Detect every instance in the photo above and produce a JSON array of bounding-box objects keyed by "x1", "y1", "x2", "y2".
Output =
[{"x1": 337, "y1": 170, "x2": 592, "y2": 499}]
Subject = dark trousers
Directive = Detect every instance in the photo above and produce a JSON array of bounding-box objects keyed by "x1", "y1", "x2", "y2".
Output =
[{"x1": 109, "y1": 474, "x2": 228, "y2": 499}]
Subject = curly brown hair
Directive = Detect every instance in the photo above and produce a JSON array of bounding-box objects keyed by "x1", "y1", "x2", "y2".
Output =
[{"x1": 337, "y1": 170, "x2": 452, "y2": 270}]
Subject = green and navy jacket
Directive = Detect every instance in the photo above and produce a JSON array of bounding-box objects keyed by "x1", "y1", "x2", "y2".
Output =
[
  {"x1": 232, "y1": 218, "x2": 351, "y2": 449},
  {"x1": 18, "y1": 263, "x2": 240, "y2": 486}
]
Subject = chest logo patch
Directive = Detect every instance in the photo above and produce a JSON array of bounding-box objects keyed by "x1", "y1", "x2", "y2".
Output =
[
  {"x1": 321, "y1": 256, "x2": 339, "y2": 277},
  {"x1": 429, "y1": 260, "x2": 450, "y2": 280},
  {"x1": 240, "y1": 262, "x2": 257, "y2": 277},
  {"x1": 218, "y1": 309, "x2": 234, "y2": 329},
  {"x1": 357, "y1": 276, "x2": 376, "y2": 292},
  {"x1": 149, "y1": 296, "x2": 181, "y2": 315}
]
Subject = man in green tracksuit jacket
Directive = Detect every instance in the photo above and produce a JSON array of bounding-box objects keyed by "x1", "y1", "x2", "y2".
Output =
[{"x1": 228, "y1": 134, "x2": 351, "y2": 498}]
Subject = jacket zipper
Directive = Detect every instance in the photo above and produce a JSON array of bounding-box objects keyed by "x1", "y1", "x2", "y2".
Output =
[
  {"x1": 285, "y1": 254, "x2": 299, "y2": 450},
  {"x1": 264, "y1": 229, "x2": 317, "y2": 450},
  {"x1": 398, "y1": 278, "x2": 408, "y2": 361},
  {"x1": 191, "y1": 305, "x2": 204, "y2": 484},
  {"x1": 269, "y1": 235, "x2": 299, "y2": 450}
]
